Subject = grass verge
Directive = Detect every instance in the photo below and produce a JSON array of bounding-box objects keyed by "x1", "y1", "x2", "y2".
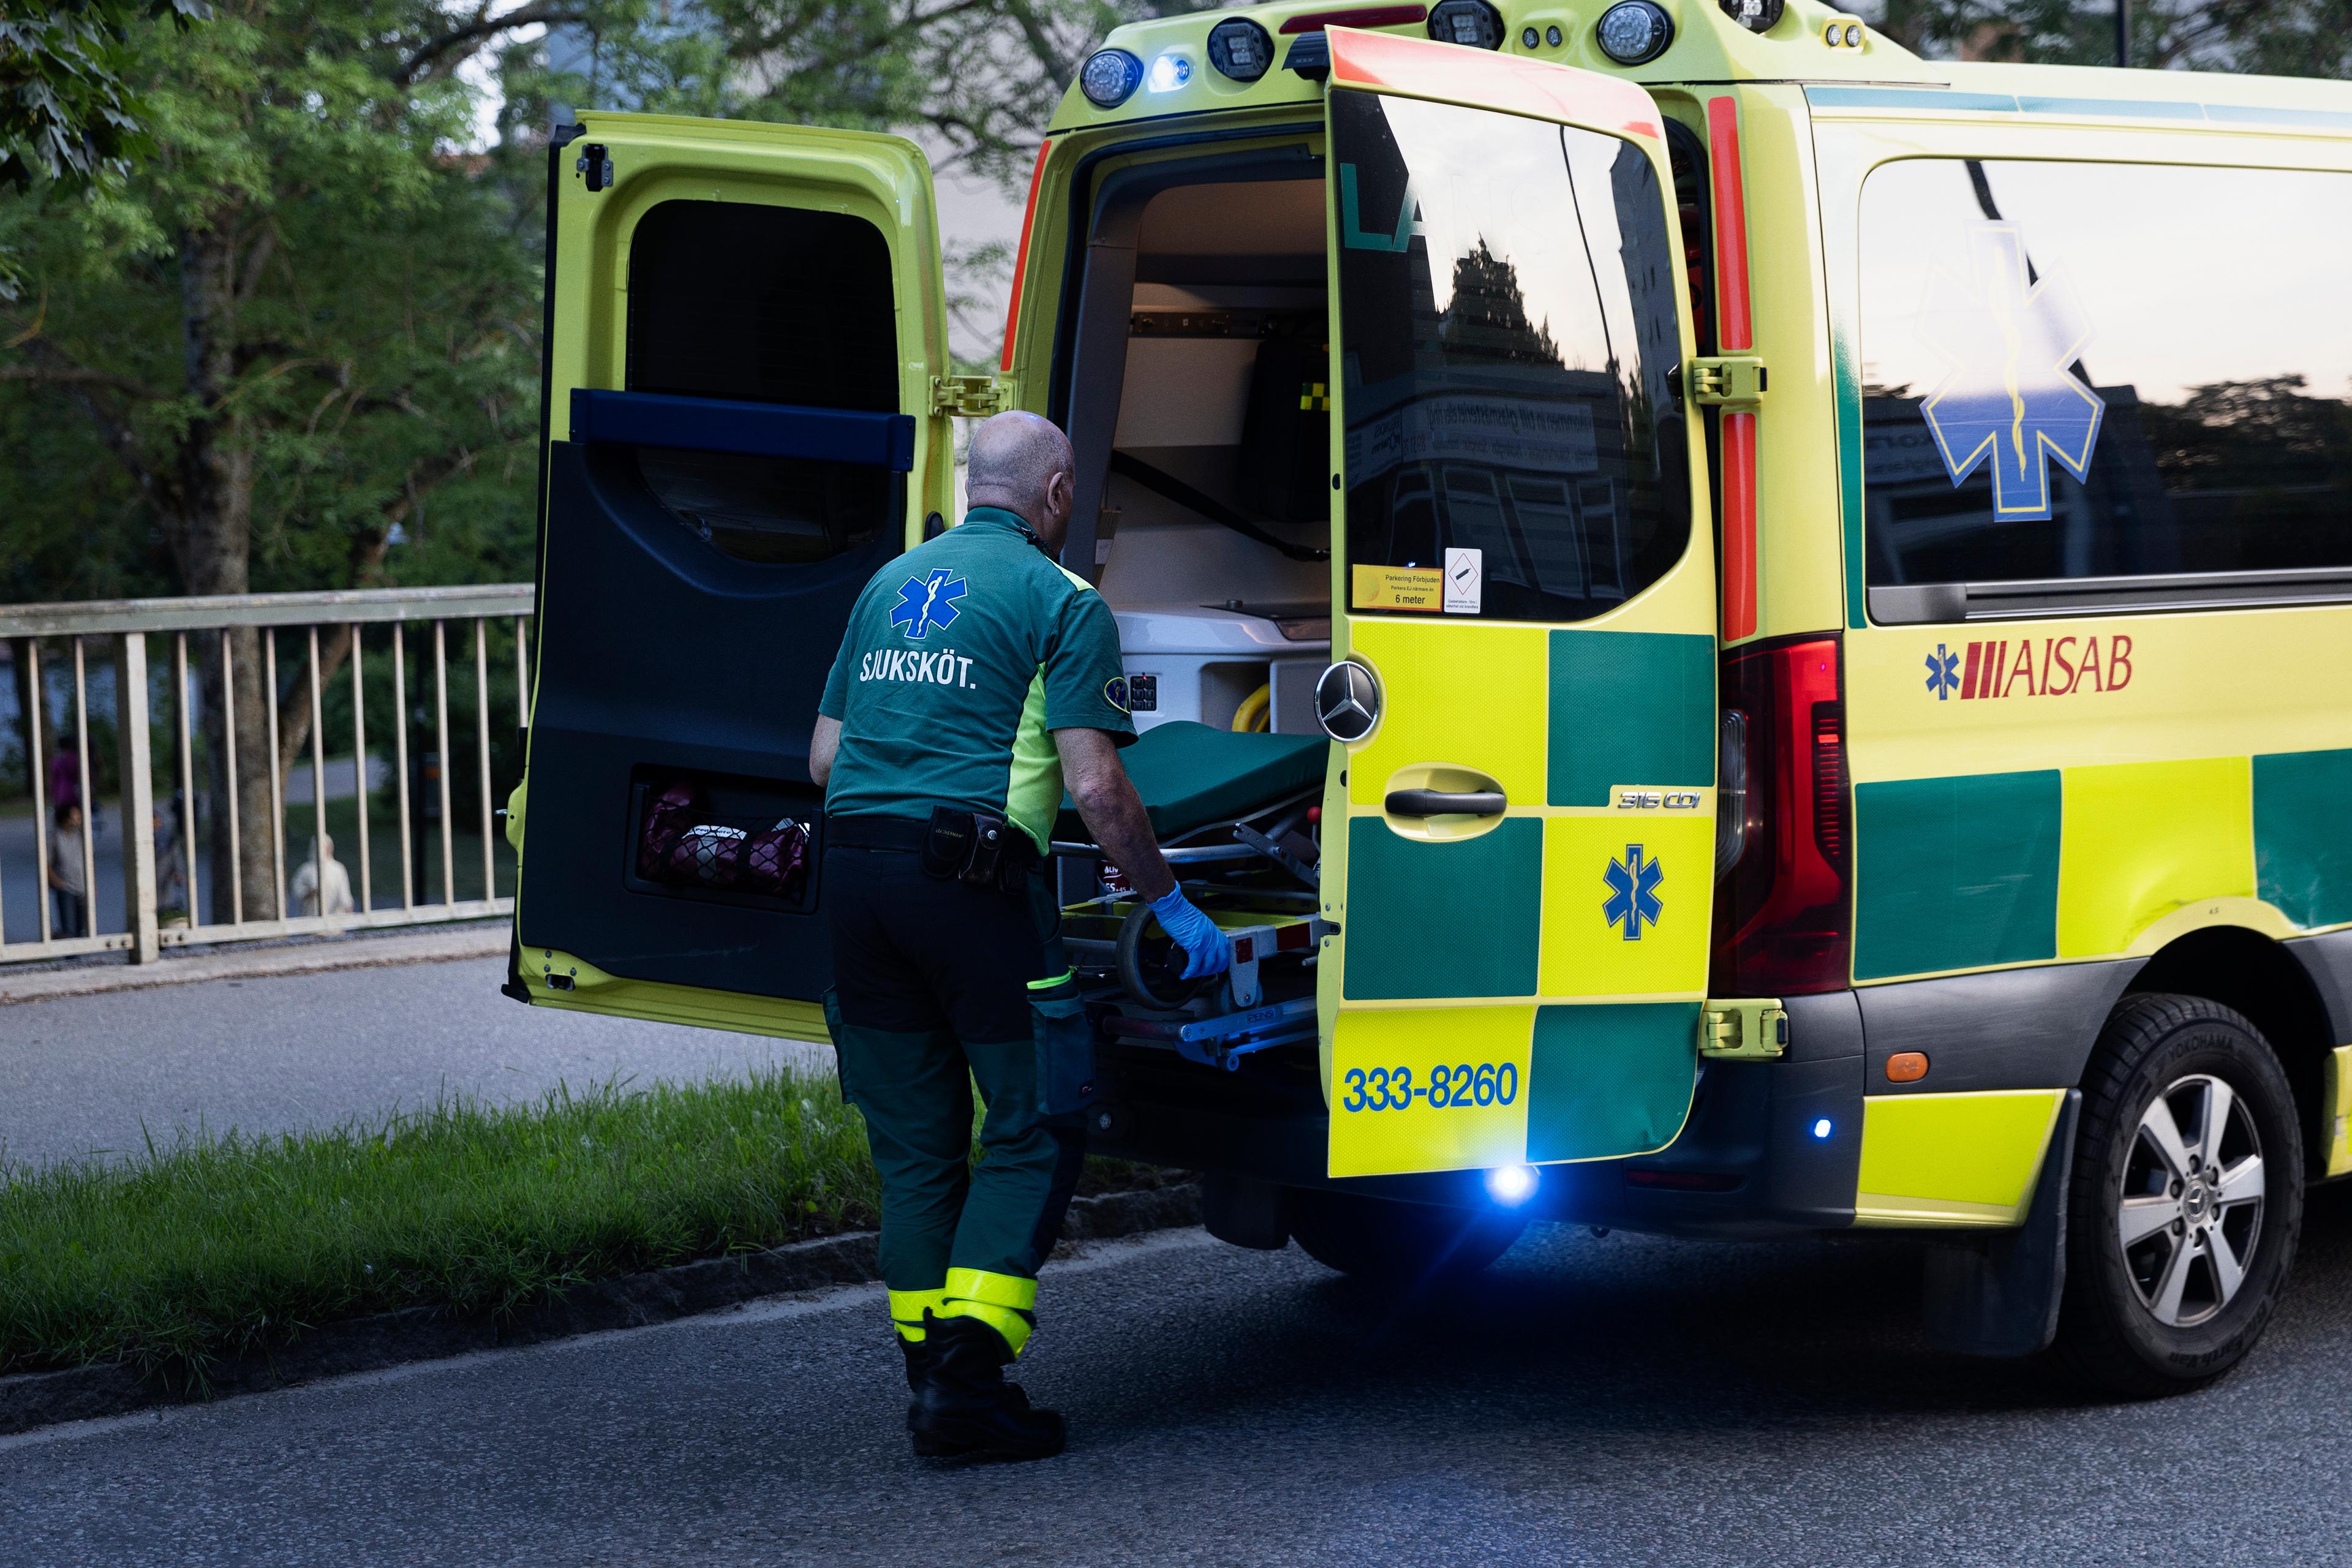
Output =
[{"x1": 0, "y1": 1068, "x2": 1169, "y2": 1388}]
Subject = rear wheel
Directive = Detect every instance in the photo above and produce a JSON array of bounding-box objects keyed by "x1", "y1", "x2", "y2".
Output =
[
  {"x1": 2057, "y1": 993, "x2": 2302, "y2": 1397},
  {"x1": 1284, "y1": 1188, "x2": 1528, "y2": 1282}
]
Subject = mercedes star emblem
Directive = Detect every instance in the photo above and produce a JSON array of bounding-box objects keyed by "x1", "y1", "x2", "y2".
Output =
[{"x1": 1314, "y1": 660, "x2": 1380, "y2": 742}]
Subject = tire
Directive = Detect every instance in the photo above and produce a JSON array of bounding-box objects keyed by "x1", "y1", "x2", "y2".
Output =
[
  {"x1": 1284, "y1": 1188, "x2": 1529, "y2": 1282},
  {"x1": 2056, "y1": 993, "x2": 2303, "y2": 1398}
]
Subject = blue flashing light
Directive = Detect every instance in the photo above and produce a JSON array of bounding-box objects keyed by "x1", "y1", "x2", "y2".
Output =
[
  {"x1": 1485, "y1": 1164, "x2": 1540, "y2": 1205},
  {"x1": 1079, "y1": 48, "x2": 1144, "y2": 109},
  {"x1": 1147, "y1": 53, "x2": 1193, "y2": 92},
  {"x1": 1811, "y1": 1117, "x2": 1834, "y2": 1140}
]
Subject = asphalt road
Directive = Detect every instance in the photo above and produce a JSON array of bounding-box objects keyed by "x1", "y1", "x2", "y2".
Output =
[
  {"x1": 0, "y1": 957, "x2": 826, "y2": 1168},
  {"x1": 8, "y1": 1186, "x2": 2352, "y2": 1567}
]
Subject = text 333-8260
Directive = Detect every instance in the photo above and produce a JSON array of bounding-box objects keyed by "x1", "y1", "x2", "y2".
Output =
[{"x1": 1341, "y1": 1063, "x2": 1520, "y2": 1113}]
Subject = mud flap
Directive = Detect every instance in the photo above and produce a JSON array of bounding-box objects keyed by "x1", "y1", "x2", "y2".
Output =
[
  {"x1": 1923, "y1": 1089, "x2": 2081, "y2": 1357},
  {"x1": 1200, "y1": 1171, "x2": 1290, "y2": 1251}
]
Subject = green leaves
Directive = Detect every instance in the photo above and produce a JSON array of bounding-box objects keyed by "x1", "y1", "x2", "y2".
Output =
[{"x1": 0, "y1": 0, "x2": 209, "y2": 195}]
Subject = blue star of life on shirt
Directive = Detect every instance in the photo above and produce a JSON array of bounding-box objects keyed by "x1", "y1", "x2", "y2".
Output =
[
  {"x1": 1925, "y1": 643, "x2": 1959, "y2": 700},
  {"x1": 1603, "y1": 844, "x2": 1664, "y2": 941},
  {"x1": 1919, "y1": 221, "x2": 2104, "y2": 522},
  {"x1": 890, "y1": 570, "x2": 967, "y2": 641}
]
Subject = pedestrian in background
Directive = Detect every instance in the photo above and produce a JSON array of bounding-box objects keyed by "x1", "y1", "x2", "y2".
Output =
[
  {"x1": 47, "y1": 801, "x2": 86, "y2": 937},
  {"x1": 293, "y1": 833, "x2": 355, "y2": 916},
  {"x1": 45, "y1": 739, "x2": 78, "y2": 813}
]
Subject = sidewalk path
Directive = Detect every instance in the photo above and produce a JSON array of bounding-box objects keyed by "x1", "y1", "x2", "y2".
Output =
[{"x1": 0, "y1": 948, "x2": 827, "y2": 1169}]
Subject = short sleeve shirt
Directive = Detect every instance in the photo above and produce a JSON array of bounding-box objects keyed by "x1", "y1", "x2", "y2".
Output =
[{"x1": 820, "y1": 506, "x2": 1134, "y2": 854}]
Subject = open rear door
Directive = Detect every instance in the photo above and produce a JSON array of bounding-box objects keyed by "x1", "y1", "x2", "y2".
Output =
[
  {"x1": 513, "y1": 116, "x2": 953, "y2": 1037},
  {"x1": 1317, "y1": 31, "x2": 1719, "y2": 1178}
]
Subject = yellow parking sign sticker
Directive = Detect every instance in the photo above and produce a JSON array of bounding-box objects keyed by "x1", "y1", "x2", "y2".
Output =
[
  {"x1": 1327, "y1": 1005, "x2": 1534, "y2": 1177},
  {"x1": 1351, "y1": 565, "x2": 1444, "y2": 613}
]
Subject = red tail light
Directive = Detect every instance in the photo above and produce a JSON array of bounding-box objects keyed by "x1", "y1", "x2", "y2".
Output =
[{"x1": 1711, "y1": 635, "x2": 1850, "y2": 995}]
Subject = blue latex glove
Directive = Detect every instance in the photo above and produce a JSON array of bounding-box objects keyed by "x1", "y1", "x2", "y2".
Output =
[{"x1": 1149, "y1": 886, "x2": 1234, "y2": 980}]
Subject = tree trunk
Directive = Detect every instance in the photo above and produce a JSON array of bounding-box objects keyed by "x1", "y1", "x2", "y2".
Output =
[{"x1": 173, "y1": 222, "x2": 279, "y2": 922}]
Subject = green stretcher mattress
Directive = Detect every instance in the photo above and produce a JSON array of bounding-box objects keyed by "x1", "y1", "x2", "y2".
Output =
[{"x1": 1056, "y1": 721, "x2": 1329, "y2": 843}]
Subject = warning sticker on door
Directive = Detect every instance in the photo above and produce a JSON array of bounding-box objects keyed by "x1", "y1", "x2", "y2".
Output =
[{"x1": 1444, "y1": 548, "x2": 1482, "y2": 614}]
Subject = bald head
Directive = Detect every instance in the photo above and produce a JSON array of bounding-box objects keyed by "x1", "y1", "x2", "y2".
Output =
[{"x1": 966, "y1": 412, "x2": 1076, "y2": 552}]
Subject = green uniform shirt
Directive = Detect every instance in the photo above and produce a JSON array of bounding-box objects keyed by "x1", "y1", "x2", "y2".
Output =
[{"x1": 819, "y1": 507, "x2": 1134, "y2": 854}]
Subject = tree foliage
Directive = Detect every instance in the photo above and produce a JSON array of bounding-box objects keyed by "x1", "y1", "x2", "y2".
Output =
[
  {"x1": 1872, "y1": 0, "x2": 2352, "y2": 74},
  {"x1": 0, "y1": 0, "x2": 211, "y2": 194},
  {"x1": 0, "y1": 0, "x2": 211, "y2": 296}
]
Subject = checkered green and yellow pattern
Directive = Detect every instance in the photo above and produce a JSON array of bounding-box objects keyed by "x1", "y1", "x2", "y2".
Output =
[
  {"x1": 1323, "y1": 591, "x2": 1721, "y2": 1178},
  {"x1": 1845, "y1": 609, "x2": 2352, "y2": 984}
]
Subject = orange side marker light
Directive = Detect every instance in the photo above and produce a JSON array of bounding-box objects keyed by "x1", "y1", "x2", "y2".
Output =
[{"x1": 1885, "y1": 1052, "x2": 1929, "y2": 1084}]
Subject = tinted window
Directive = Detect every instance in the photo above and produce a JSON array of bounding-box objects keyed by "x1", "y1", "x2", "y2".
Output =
[
  {"x1": 622, "y1": 201, "x2": 901, "y2": 564},
  {"x1": 1335, "y1": 92, "x2": 1689, "y2": 622},
  {"x1": 1861, "y1": 160, "x2": 2352, "y2": 590},
  {"x1": 627, "y1": 201, "x2": 897, "y2": 410}
]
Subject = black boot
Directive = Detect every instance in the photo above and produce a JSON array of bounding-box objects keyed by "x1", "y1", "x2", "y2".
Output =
[
  {"x1": 899, "y1": 1334, "x2": 928, "y2": 1395},
  {"x1": 906, "y1": 1314, "x2": 1066, "y2": 1461}
]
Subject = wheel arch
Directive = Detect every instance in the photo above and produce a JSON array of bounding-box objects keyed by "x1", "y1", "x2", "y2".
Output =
[{"x1": 2119, "y1": 925, "x2": 2335, "y2": 1178}]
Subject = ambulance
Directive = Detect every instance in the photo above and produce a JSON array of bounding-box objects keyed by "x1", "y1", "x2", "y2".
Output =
[{"x1": 505, "y1": 0, "x2": 2352, "y2": 1394}]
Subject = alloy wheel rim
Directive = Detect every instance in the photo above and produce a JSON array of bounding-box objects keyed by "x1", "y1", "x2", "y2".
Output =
[{"x1": 2116, "y1": 1072, "x2": 2266, "y2": 1329}]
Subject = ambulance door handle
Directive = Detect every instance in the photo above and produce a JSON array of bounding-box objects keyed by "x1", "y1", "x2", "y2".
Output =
[{"x1": 1384, "y1": 788, "x2": 1507, "y2": 819}]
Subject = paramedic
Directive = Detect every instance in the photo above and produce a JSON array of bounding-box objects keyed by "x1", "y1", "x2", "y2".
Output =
[{"x1": 809, "y1": 410, "x2": 1232, "y2": 1462}]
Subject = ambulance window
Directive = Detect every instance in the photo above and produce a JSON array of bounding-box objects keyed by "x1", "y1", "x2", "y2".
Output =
[
  {"x1": 616, "y1": 200, "x2": 901, "y2": 565},
  {"x1": 1333, "y1": 92, "x2": 1689, "y2": 622},
  {"x1": 627, "y1": 201, "x2": 897, "y2": 410},
  {"x1": 1861, "y1": 159, "x2": 2352, "y2": 614}
]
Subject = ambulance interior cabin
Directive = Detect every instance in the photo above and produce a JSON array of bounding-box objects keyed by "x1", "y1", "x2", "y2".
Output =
[
  {"x1": 1056, "y1": 158, "x2": 1334, "y2": 738},
  {"x1": 1039, "y1": 156, "x2": 1341, "y2": 1038}
]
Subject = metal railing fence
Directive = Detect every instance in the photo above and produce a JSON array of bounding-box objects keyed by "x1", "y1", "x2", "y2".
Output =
[{"x1": 0, "y1": 585, "x2": 533, "y2": 966}]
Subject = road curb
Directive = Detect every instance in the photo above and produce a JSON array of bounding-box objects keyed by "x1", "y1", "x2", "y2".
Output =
[{"x1": 0, "y1": 1182, "x2": 1201, "y2": 1436}]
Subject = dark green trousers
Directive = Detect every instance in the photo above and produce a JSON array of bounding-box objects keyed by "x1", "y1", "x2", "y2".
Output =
[{"x1": 824, "y1": 848, "x2": 1086, "y2": 1355}]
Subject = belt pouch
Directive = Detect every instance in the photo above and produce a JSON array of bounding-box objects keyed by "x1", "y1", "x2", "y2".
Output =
[
  {"x1": 1028, "y1": 976, "x2": 1097, "y2": 1118},
  {"x1": 958, "y1": 810, "x2": 1009, "y2": 888},
  {"x1": 921, "y1": 806, "x2": 971, "y2": 880}
]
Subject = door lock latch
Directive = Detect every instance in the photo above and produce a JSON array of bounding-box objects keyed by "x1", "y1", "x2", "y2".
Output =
[
  {"x1": 930, "y1": 374, "x2": 1011, "y2": 417},
  {"x1": 1700, "y1": 998, "x2": 1788, "y2": 1060},
  {"x1": 575, "y1": 143, "x2": 614, "y2": 192},
  {"x1": 1687, "y1": 355, "x2": 1767, "y2": 407}
]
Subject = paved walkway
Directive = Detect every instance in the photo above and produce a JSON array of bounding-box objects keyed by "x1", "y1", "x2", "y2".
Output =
[{"x1": 0, "y1": 947, "x2": 827, "y2": 1169}]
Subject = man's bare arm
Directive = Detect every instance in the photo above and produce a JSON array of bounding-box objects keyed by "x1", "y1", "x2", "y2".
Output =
[
  {"x1": 810, "y1": 713, "x2": 842, "y2": 788},
  {"x1": 1053, "y1": 726, "x2": 1175, "y2": 902}
]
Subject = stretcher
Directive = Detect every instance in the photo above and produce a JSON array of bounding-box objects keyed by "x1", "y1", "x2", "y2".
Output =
[{"x1": 1052, "y1": 721, "x2": 1332, "y2": 1069}]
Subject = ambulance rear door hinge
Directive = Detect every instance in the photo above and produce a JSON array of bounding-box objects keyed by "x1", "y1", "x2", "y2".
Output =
[
  {"x1": 1700, "y1": 998, "x2": 1787, "y2": 1061},
  {"x1": 1687, "y1": 355, "x2": 1767, "y2": 408},
  {"x1": 930, "y1": 374, "x2": 1012, "y2": 418}
]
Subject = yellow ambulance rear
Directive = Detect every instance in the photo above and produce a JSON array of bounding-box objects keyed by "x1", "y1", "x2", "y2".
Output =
[{"x1": 506, "y1": 0, "x2": 2352, "y2": 1392}]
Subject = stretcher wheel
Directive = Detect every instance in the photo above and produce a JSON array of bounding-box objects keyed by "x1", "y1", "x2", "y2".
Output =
[{"x1": 1115, "y1": 902, "x2": 1217, "y2": 1010}]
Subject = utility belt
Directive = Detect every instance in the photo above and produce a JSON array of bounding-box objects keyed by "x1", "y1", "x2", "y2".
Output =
[{"x1": 828, "y1": 807, "x2": 1040, "y2": 893}]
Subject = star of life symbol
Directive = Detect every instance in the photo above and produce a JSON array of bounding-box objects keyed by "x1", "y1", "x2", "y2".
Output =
[
  {"x1": 1925, "y1": 643, "x2": 1959, "y2": 701},
  {"x1": 1918, "y1": 222, "x2": 2104, "y2": 522},
  {"x1": 890, "y1": 569, "x2": 967, "y2": 640},
  {"x1": 1603, "y1": 844, "x2": 1664, "y2": 942}
]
